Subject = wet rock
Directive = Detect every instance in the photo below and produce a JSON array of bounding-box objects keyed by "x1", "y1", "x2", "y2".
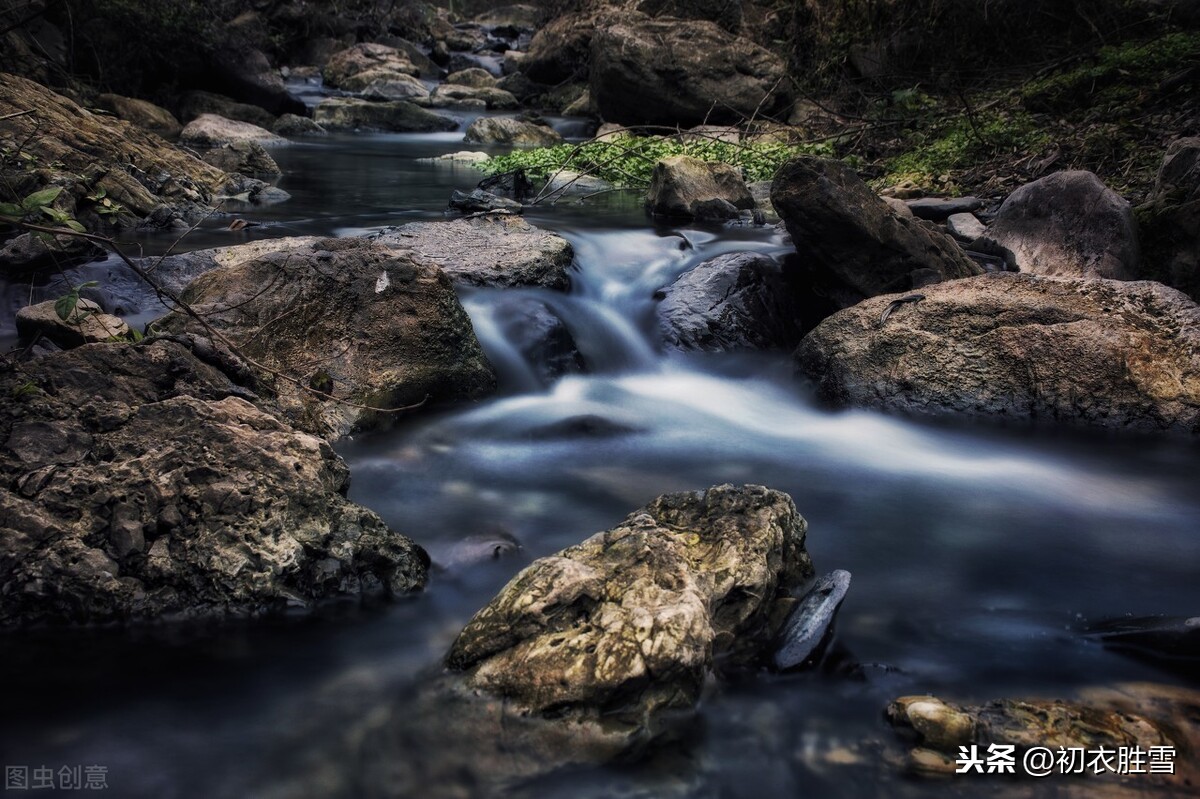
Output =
[
  {"x1": 0, "y1": 233, "x2": 104, "y2": 274},
  {"x1": 15, "y1": 298, "x2": 130, "y2": 347},
  {"x1": 343, "y1": 70, "x2": 430, "y2": 102},
  {"x1": 773, "y1": 569, "x2": 852, "y2": 670},
  {"x1": 771, "y1": 156, "x2": 982, "y2": 304},
  {"x1": 645, "y1": 155, "x2": 754, "y2": 220},
  {"x1": 496, "y1": 71, "x2": 540, "y2": 102},
  {"x1": 141, "y1": 237, "x2": 322, "y2": 294},
  {"x1": 492, "y1": 295, "x2": 585, "y2": 384},
  {"x1": 313, "y1": 98, "x2": 457, "y2": 132},
  {"x1": 0, "y1": 340, "x2": 429, "y2": 627},
  {"x1": 542, "y1": 170, "x2": 613, "y2": 199},
  {"x1": 180, "y1": 114, "x2": 286, "y2": 147},
  {"x1": 426, "y1": 84, "x2": 519, "y2": 109},
  {"x1": 1137, "y1": 137, "x2": 1200, "y2": 303},
  {"x1": 0, "y1": 75, "x2": 230, "y2": 231},
  {"x1": 94, "y1": 94, "x2": 181, "y2": 139},
  {"x1": 429, "y1": 530, "x2": 523, "y2": 572},
  {"x1": 420, "y1": 150, "x2": 490, "y2": 165},
  {"x1": 445, "y1": 67, "x2": 499, "y2": 87},
  {"x1": 795, "y1": 273, "x2": 1200, "y2": 435},
  {"x1": 446, "y1": 484, "x2": 814, "y2": 746},
  {"x1": 1080, "y1": 615, "x2": 1200, "y2": 679},
  {"x1": 589, "y1": 14, "x2": 789, "y2": 127},
  {"x1": 179, "y1": 90, "x2": 277, "y2": 129},
  {"x1": 527, "y1": 414, "x2": 638, "y2": 440},
  {"x1": 981, "y1": 171, "x2": 1139, "y2": 280},
  {"x1": 657, "y1": 252, "x2": 802, "y2": 352},
  {"x1": 201, "y1": 140, "x2": 281, "y2": 177},
  {"x1": 323, "y1": 43, "x2": 419, "y2": 89},
  {"x1": 463, "y1": 116, "x2": 563, "y2": 146},
  {"x1": 904, "y1": 196, "x2": 982, "y2": 221},
  {"x1": 888, "y1": 684, "x2": 1200, "y2": 790},
  {"x1": 946, "y1": 212, "x2": 986, "y2": 242},
  {"x1": 373, "y1": 215, "x2": 574, "y2": 289},
  {"x1": 272, "y1": 113, "x2": 326, "y2": 137},
  {"x1": 156, "y1": 239, "x2": 496, "y2": 439},
  {"x1": 448, "y1": 188, "x2": 522, "y2": 214}
]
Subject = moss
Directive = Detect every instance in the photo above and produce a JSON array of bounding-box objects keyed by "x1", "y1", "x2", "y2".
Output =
[{"x1": 482, "y1": 135, "x2": 837, "y2": 188}]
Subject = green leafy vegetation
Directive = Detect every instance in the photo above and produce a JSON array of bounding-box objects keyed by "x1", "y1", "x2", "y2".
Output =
[
  {"x1": 54, "y1": 281, "x2": 100, "y2": 323},
  {"x1": 482, "y1": 135, "x2": 837, "y2": 188},
  {"x1": 0, "y1": 186, "x2": 85, "y2": 233}
]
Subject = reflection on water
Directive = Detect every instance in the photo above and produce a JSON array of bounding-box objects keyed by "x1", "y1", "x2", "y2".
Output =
[{"x1": 1, "y1": 134, "x2": 1198, "y2": 799}]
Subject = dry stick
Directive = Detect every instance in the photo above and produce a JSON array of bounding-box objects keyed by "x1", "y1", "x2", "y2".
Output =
[
  {"x1": 16, "y1": 221, "x2": 430, "y2": 417},
  {"x1": 0, "y1": 110, "x2": 35, "y2": 123}
]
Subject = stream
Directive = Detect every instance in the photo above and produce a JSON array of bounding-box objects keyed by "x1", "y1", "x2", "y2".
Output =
[{"x1": 2, "y1": 130, "x2": 1199, "y2": 798}]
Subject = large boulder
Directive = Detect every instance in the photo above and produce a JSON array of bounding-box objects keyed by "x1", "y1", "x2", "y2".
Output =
[
  {"x1": 94, "y1": 93, "x2": 182, "y2": 139},
  {"x1": 795, "y1": 273, "x2": 1200, "y2": 435},
  {"x1": 426, "y1": 84, "x2": 520, "y2": 109},
  {"x1": 980, "y1": 170, "x2": 1140, "y2": 280},
  {"x1": 0, "y1": 340, "x2": 429, "y2": 627},
  {"x1": 313, "y1": 98, "x2": 457, "y2": 132},
  {"x1": 519, "y1": 12, "x2": 596, "y2": 83},
  {"x1": 589, "y1": 14, "x2": 789, "y2": 127},
  {"x1": 1137, "y1": 137, "x2": 1200, "y2": 303},
  {"x1": 157, "y1": 238, "x2": 496, "y2": 439},
  {"x1": 139, "y1": 236, "x2": 322, "y2": 294},
  {"x1": 445, "y1": 67, "x2": 499, "y2": 87},
  {"x1": 645, "y1": 154, "x2": 754, "y2": 220},
  {"x1": 323, "y1": 43, "x2": 419, "y2": 89},
  {"x1": 656, "y1": 252, "x2": 802, "y2": 351},
  {"x1": 771, "y1": 156, "x2": 982, "y2": 303},
  {"x1": 179, "y1": 90, "x2": 277, "y2": 129},
  {"x1": 341, "y1": 70, "x2": 430, "y2": 102},
  {"x1": 180, "y1": 114, "x2": 287, "y2": 147},
  {"x1": 463, "y1": 116, "x2": 562, "y2": 146},
  {"x1": 0, "y1": 74, "x2": 230, "y2": 234},
  {"x1": 446, "y1": 484, "x2": 814, "y2": 751},
  {"x1": 373, "y1": 215, "x2": 574, "y2": 289}
]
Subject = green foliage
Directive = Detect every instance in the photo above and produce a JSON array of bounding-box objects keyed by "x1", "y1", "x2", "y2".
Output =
[
  {"x1": 54, "y1": 281, "x2": 100, "y2": 324},
  {"x1": 86, "y1": 187, "x2": 125, "y2": 218},
  {"x1": 482, "y1": 135, "x2": 837, "y2": 188},
  {"x1": 883, "y1": 111, "x2": 1052, "y2": 190},
  {"x1": 11, "y1": 380, "x2": 40, "y2": 399},
  {"x1": 0, "y1": 186, "x2": 85, "y2": 233}
]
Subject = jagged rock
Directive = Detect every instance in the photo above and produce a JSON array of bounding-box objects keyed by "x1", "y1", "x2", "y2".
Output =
[
  {"x1": 445, "y1": 67, "x2": 499, "y2": 87},
  {"x1": 0, "y1": 340, "x2": 429, "y2": 627},
  {"x1": 448, "y1": 188, "x2": 522, "y2": 214},
  {"x1": 645, "y1": 155, "x2": 754, "y2": 220},
  {"x1": 446, "y1": 484, "x2": 814, "y2": 750},
  {"x1": 15, "y1": 298, "x2": 130, "y2": 347},
  {"x1": 589, "y1": 13, "x2": 789, "y2": 127},
  {"x1": 156, "y1": 238, "x2": 496, "y2": 439},
  {"x1": 0, "y1": 74, "x2": 230, "y2": 233},
  {"x1": 463, "y1": 116, "x2": 563, "y2": 146},
  {"x1": 795, "y1": 273, "x2": 1200, "y2": 435},
  {"x1": 771, "y1": 156, "x2": 981, "y2": 304},
  {"x1": 980, "y1": 171, "x2": 1140, "y2": 280},
  {"x1": 773, "y1": 570, "x2": 851, "y2": 670},
  {"x1": 313, "y1": 98, "x2": 457, "y2": 132},
  {"x1": 373, "y1": 215, "x2": 573, "y2": 289},
  {"x1": 323, "y1": 43, "x2": 419, "y2": 89},
  {"x1": 94, "y1": 94, "x2": 182, "y2": 139},
  {"x1": 180, "y1": 114, "x2": 287, "y2": 147},
  {"x1": 1137, "y1": 137, "x2": 1200, "y2": 303},
  {"x1": 272, "y1": 113, "x2": 327, "y2": 137},
  {"x1": 179, "y1": 90, "x2": 277, "y2": 129},
  {"x1": 201, "y1": 140, "x2": 281, "y2": 177},
  {"x1": 656, "y1": 252, "x2": 801, "y2": 351}
]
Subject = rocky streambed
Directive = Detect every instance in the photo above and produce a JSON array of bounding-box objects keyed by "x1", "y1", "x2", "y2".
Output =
[{"x1": 2, "y1": 12, "x2": 1200, "y2": 798}]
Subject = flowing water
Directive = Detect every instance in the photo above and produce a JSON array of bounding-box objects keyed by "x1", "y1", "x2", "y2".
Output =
[{"x1": 2, "y1": 131, "x2": 1199, "y2": 798}]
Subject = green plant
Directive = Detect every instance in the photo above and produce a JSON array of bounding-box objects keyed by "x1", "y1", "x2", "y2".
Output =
[
  {"x1": 11, "y1": 380, "x2": 39, "y2": 399},
  {"x1": 54, "y1": 281, "x2": 100, "y2": 323},
  {"x1": 86, "y1": 187, "x2": 125, "y2": 217},
  {"x1": 0, "y1": 187, "x2": 85, "y2": 233}
]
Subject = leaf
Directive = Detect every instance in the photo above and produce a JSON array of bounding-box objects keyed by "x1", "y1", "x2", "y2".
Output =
[
  {"x1": 22, "y1": 186, "x2": 63, "y2": 210},
  {"x1": 78, "y1": 280, "x2": 99, "y2": 289},
  {"x1": 0, "y1": 202, "x2": 23, "y2": 217},
  {"x1": 65, "y1": 219, "x2": 86, "y2": 232},
  {"x1": 54, "y1": 293, "x2": 78, "y2": 322}
]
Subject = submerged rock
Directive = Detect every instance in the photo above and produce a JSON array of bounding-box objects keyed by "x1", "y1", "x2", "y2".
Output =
[
  {"x1": 0, "y1": 340, "x2": 429, "y2": 627},
  {"x1": 491, "y1": 295, "x2": 585, "y2": 384},
  {"x1": 373, "y1": 215, "x2": 574, "y2": 289},
  {"x1": 980, "y1": 170, "x2": 1139, "y2": 280},
  {"x1": 656, "y1": 252, "x2": 802, "y2": 352},
  {"x1": 645, "y1": 155, "x2": 754, "y2": 220},
  {"x1": 446, "y1": 484, "x2": 814, "y2": 746},
  {"x1": 772, "y1": 156, "x2": 981, "y2": 304},
  {"x1": 795, "y1": 273, "x2": 1200, "y2": 435},
  {"x1": 156, "y1": 238, "x2": 496, "y2": 439}
]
